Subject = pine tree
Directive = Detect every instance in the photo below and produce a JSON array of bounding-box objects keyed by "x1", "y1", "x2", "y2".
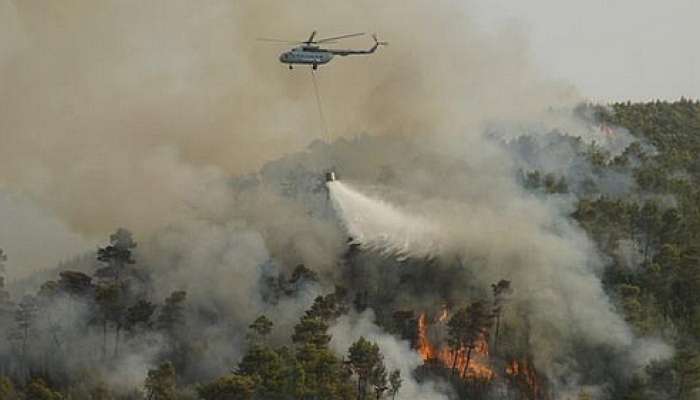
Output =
[
  {"x1": 248, "y1": 315, "x2": 274, "y2": 345},
  {"x1": 491, "y1": 280, "x2": 512, "y2": 353},
  {"x1": 0, "y1": 375, "x2": 19, "y2": 400},
  {"x1": 197, "y1": 374, "x2": 256, "y2": 400},
  {"x1": 144, "y1": 362, "x2": 177, "y2": 400},
  {"x1": 24, "y1": 378, "x2": 63, "y2": 400},
  {"x1": 347, "y1": 337, "x2": 385, "y2": 400},
  {"x1": 389, "y1": 369, "x2": 402, "y2": 400},
  {"x1": 447, "y1": 301, "x2": 494, "y2": 378},
  {"x1": 13, "y1": 295, "x2": 38, "y2": 361},
  {"x1": 157, "y1": 290, "x2": 187, "y2": 334},
  {"x1": 96, "y1": 228, "x2": 137, "y2": 282},
  {"x1": 675, "y1": 345, "x2": 700, "y2": 400}
]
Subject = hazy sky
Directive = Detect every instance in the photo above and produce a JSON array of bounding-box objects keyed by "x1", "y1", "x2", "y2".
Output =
[{"x1": 470, "y1": 0, "x2": 700, "y2": 101}]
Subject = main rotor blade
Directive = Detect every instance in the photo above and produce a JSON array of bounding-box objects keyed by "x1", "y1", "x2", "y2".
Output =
[
  {"x1": 256, "y1": 38, "x2": 303, "y2": 44},
  {"x1": 306, "y1": 30, "x2": 317, "y2": 44},
  {"x1": 315, "y1": 32, "x2": 365, "y2": 43}
]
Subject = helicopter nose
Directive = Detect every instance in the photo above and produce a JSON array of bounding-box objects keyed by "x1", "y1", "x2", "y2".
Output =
[{"x1": 279, "y1": 53, "x2": 287, "y2": 62}]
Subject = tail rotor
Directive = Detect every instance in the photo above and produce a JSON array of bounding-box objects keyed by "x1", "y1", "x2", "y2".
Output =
[{"x1": 372, "y1": 34, "x2": 388, "y2": 46}]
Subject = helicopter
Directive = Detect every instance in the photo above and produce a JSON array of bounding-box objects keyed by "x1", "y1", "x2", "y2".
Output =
[{"x1": 258, "y1": 31, "x2": 387, "y2": 70}]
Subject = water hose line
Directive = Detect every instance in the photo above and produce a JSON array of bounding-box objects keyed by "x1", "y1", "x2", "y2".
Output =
[{"x1": 310, "y1": 69, "x2": 329, "y2": 143}]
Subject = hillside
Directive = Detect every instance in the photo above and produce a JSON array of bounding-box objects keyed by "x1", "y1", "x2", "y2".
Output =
[{"x1": 1, "y1": 100, "x2": 700, "y2": 400}]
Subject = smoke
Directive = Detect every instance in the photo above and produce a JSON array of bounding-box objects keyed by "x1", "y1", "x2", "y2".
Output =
[
  {"x1": 0, "y1": 0, "x2": 576, "y2": 241},
  {"x1": 0, "y1": 191, "x2": 93, "y2": 281},
  {"x1": 0, "y1": 0, "x2": 671, "y2": 397},
  {"x1": 139, "y1": 217, "x2": 325, "y2": 378},
  {"x1": 330, "y1": 310, "x2": 451, "y2": 400},
  {"x1": 324, "y1": 134, "x2": 670, "y2": 392}
]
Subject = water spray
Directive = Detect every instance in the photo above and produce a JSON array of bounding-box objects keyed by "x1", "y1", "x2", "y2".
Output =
[{"x1": 327, "y1": 180, "x2": 443, "y2": 260}]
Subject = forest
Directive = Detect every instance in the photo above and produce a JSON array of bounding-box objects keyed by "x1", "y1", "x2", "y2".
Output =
[{"x1": 1, "y1": 99, "x2": 700, "y2": 400}]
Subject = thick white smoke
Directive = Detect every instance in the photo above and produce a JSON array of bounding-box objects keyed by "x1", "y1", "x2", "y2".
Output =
[
  {"x1": 327, "y1": 158, "x2": 671, "y2": 392},
  {"x1": 330, "y1": 311, "x2": 451, "y2": 400},
  {"x1": 0, "y1": 0, "x2": 674, "y2": 397}
]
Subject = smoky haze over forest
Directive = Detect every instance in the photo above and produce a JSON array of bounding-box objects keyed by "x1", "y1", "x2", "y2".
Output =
[
  {"x1": 0, "y1": 1, "x2": 688, "y2": 399},
  {"x1": 0, "y1": 0, "x2": 578, "y2": 239}
]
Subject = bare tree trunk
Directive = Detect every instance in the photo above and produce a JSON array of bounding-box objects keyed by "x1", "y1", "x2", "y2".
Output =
[
  {"x1": 450, "y1": 348, "x2": 460, "y2": 375},
  {"x1": 461, "y1": 347, "x2": 473, "y2": 379},
  {"x1": 22, "y1": 325, "x2": 28, "y2": 360},
  {"x1": 102, "y1": 320, "x2": 108, "y2": 360},
  {"x1": 114, "y1": 324, "x2": 121, "y2": 358},
  {"x1": 494, "y1": 314, "x2": 501, "y2": 353}
]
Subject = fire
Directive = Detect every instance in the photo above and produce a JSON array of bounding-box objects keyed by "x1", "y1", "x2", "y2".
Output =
[
  {"x1": 437, "y1": 305, "x2": 449, "y2": 322},
  {"x1": 416, "y1": 311, "x2": 494, "y2": 380},
  {"x1": 506, "y1": 358, "x2": 546, "y2": 400},
  {"x1": 417, "y1": 312, "x2": 437, "y2": 360}
]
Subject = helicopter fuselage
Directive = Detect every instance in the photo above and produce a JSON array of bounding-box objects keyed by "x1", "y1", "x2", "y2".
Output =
[
  {"x1": 279, "y1": 46, "x2": 334, "y2": 67},
  {"x1": 278, "y1": 39, "x2": 383, "y2": 69}
]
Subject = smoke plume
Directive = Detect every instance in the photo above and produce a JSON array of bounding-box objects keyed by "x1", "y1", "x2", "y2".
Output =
[{"x1": 0, "y1": 0, "x2": 670, "y2": 397}]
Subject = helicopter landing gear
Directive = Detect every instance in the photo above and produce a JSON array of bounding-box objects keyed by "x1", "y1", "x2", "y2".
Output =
[
  {"x1": 289, "y1": 65, "x2": 293, "y2": 70},
  {"x1": 312, "y1": 64, "x2": 318, "y2": 70}
]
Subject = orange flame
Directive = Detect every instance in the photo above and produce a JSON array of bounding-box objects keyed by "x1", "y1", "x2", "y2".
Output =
[
  {"x1": 506, "y1": 358, "x2": 546, "y2": 400},
  {"x1": 417, "y1": 312, "x2": 436, "y2": 360},
  {"x1": 416, "y1": 311, "x2": 494, "y2": 380}
]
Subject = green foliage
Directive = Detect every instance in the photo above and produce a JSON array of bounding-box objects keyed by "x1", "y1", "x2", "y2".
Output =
[
  {"x1": 57, "y1": 270, "x2": 94, "y2": 298},
  {"x1": 289, "y1": 264, "x2": 319, "y2": 284},
  {"x1": 390, "y1": 310, "x2": 417, "y2": 344},
  {"x1": 237, "y1": 345, "x2": 287, "y2": 396},
  {"x1": 291, "y1": 315, "x2": 331, "y2": 348},
  {"x1": 389, "y1": 369, "x2": 402, "y2": 400},
  {"x1": 675, "y1": 344, "x2": 700, "y2": 400},
  {"x1": 96, "y1": 228, "x2": 137, "y2": 282},
  {"x1": 0, "y1": 376, "x2": 19, "y2": 400},
  {"x1": 145, "y1": 362, "x2": 177, "y2": 400},
  {"x1": 24, "y1": 378, "x2": 64, "y2": 400},
  {"x1": 89, "y1": 383, "x2": 116, "y2": 400},
  {"x1": 306, "y1": 291, "x2": 348, "y2": 322},
  {"x1": 247, "y1": 315, "x2": 274, "y2": 344},
  {"x1": 1, "y1": 100, "x2": 699, "y2": 400},
  {"x1": 125, "y1": 299, "x2": 156, "y2": 332},
  {"x1": 158, "y1": 290, "x2": 187, "y2": 333},
  {"x1": 0, "y1": 248, "x2": 6, "y2": 273},
  {"x1": 197, "y1": 374, "x2": 256, "y2": 400},
  {"x1": 294, "y1": 343, "x2": 353, "y2": 400},
  {"x1": 12, "y1": 294, "x2": 38, "y2": 357},
  {"x1": 622, "y1": 377, "x2": 648, "y2": 400},
  {"x1": 521, "y1": 170, "x2": 569, "y2": 194},
  {"x1": 602, "y1": 99, "x2": 700, "y2": 177},
  {"x1": 577, "y1": 391, "x2": 592, "y2": 400},
  {"x1": 576, "y1": 100, "x2": 700, "y2": 399},
  {"x1": 347, "y1": 337, "x2": 386, "y2": 400}
]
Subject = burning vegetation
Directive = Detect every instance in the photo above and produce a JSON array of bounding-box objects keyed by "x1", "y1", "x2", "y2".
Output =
[
  {"x1": 2, "y1": 99, "x2": 700, "y2": 400},
  {"x1": 412, "y1": 298, "x2": 547, "y2": 399},
  {"x1": 416, "y1": 310, "x2": 494, "y2": 381},
  {"x1": 506, "y1": 358, "x2": 546, "y2": 400}
]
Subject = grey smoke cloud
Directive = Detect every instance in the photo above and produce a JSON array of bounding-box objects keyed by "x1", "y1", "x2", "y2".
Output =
[
  {"x1": 0, "y1": 0, "x2": 671, "y2": 397},
  {"x1": 330, "y1": 310, "x2": 451, "y2": 400},
  {"x1": 0, "y1": 190, "x2": 93, "y2": 280},
  {"x1": 0, "y1": 0, "x2": 578, "y2": 239}
]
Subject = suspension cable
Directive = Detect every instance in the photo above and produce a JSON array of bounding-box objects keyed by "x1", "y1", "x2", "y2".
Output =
[{"x1": 310, "y1": 69, "x2": 329, "y2": 143}]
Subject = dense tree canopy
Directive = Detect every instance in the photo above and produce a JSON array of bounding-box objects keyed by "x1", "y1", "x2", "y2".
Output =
[{"x1": 1, "y1": 100, "x2": 700, "y2": 399}]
